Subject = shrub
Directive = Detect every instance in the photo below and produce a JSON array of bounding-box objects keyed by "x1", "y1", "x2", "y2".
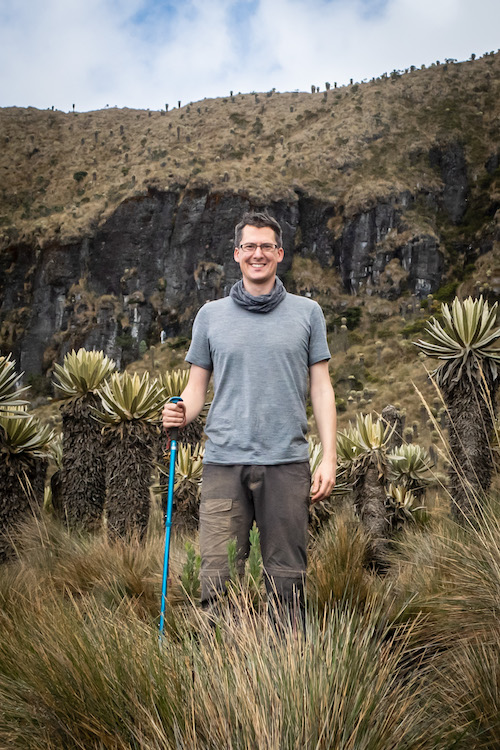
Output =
[
  {"x1": 401, "y1": 319, "x2": 429, "y2": 338},
  {"x1": 332, "y1": 307, "x2": 362, "y2": 330},
  {"x1": 434, "y1": 280, "x2": 459, "y2": 302}
]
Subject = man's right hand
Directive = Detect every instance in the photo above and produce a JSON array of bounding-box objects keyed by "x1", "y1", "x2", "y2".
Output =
[{"x1": 162, "y1": 400, "x2": 187, "y2": 431}]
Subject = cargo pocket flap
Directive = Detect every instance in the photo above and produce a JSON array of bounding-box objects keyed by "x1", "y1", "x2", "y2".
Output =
[{"x1": 200, "y1": 498, "x2": 233, "y2": 515}]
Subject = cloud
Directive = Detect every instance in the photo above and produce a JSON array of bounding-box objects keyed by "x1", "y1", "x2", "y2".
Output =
[
  {"x1": 247, "y1": 0, "x2": 500, "y2": 91},
  {"x1": 0, "y1": 0, "x2": 499, "y2": 112},
  {"x1": 0, "y1": 0, "x2": 144, "y2": 109}
]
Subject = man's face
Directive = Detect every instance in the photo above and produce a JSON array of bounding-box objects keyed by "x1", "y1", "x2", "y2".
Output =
[{"x1": 233, "y1": 225, "x2": 284, "y2": 289}]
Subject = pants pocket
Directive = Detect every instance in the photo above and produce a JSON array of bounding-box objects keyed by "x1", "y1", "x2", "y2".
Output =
[{"x1": 199, "y1": 497, "x2": 234, "y2": 563}]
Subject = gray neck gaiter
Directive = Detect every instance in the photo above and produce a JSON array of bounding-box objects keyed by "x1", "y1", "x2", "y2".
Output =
[{"x1": 229, "y1": 278, "x2": 287, "y2": 313}]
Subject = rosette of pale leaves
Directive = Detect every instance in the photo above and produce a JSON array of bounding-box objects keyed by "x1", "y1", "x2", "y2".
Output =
[
  {"x1": 0, "y1": 354, "x2": 30, "y2": 415},
  {"x1": 415, "y1": 296, "x2": 500, "y2": 386},
  {"x1": 385, "y1": 483, "x2": 424, "y2": 531},
  {"x1": 387, "y1": 444, "x2": 434, "y2": 487},
  {"x1": 0, "y1": 407, "x2": 54, "y2": 458},
  {"x1": 156, "y1": 442, "x2": 204, "y2": 494},
  {"x1": 159, "y1": 368, "x2": 190, "y2": 399},
  {"x1": 337, "y1": 425, "x2": 364, "y2": 464},
  {"x1": 337, "y1": 413, "x2": 392, "y2": 467},
  {"x1": 53, "y1": 348, "x2": 116, "y2": 399},
  {"x1": 93, "y1": 372, "x2": 166, "y2": 424}
]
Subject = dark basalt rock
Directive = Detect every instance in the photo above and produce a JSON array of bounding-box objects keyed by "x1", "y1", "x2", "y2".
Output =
[
  {"x1": 293, "y1": 193, "x2": 335, "y2": 267},
  {"x1": 337, "y1": 195, "x2": 444, "y2": 298},
  {"x1": 429, "y1": 141, "x2": 469, "y2": 224},
  {"x1": 485, "y1": 151, "x2": 499, "y2": 176},
  {"x1": 1, "y1": 187, "x2": 450, "y2": 376},
  {"x1": 339, "y1": 200, "x2": 402, "y2": 293},
  {"x1": 401, "y1": 234, "x2": 445, "y2": 298}
]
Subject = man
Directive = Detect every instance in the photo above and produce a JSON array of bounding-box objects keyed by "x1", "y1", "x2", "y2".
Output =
[{"x1": 162, "y1": 211, "x2": 336, "y2": 620}]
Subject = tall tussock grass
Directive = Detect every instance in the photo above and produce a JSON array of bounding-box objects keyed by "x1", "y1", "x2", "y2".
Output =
[
  {"x1": 185, "y1": 598, "x2": 436, "y2": 750},
  {"x1": 0, "y1": 515, "x2": 186, "y2": 620},
  {"x1": 0, "y1": 582, "x2": 443, "y2": 750},
  {"x1": 435, "y1": 634, "x2": 500, "y2": 747},
  {"x1": 1, "y1": 496, "x2": 500, "y2": 747},
  {"x1": 308, "y1": 504, "x2": 375, "y2": 611},
  {"x1": 0, "y1": 595, "x2": 191, "y2": 749},
  {"x1": 389, "y1": 496, "x2": 500, "y2": 646}
]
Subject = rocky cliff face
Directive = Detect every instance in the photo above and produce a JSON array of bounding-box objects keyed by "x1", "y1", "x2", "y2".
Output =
[
  {"x1": 1, "y1": 184, "x2": 449, "y2": 375},
  {"x1": 337, "y1": 192, "x2": 444, "y2": 297}
]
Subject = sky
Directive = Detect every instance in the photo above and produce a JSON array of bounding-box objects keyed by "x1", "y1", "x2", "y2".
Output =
[{"x1": 0, "y1": 0, "x2": 499, "y2": 113}]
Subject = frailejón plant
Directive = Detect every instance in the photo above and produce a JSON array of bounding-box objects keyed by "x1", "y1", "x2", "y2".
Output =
[
  {"x1": 52, "y1": 348, "x2": 116, "y2": 531},
  {"x1": 94, "y1": 372, "x2": 166, "y2": 540},
  {"x1": 415, "y1": 296, "x2": 500, "y2": 519}
]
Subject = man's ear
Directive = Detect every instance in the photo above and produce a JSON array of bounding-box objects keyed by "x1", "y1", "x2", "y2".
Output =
[{"x1": 234, "y1": 247, "x2": 241, "y2": 264}]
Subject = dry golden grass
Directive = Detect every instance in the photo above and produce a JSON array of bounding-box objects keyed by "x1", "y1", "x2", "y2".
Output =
[
  {"x1": 0, "y1": 510, "x2": 188, "y2": 620},
  {"x1": 1, "y1": 52, "x2": 499, "y2": 249},
  {"x1": 308, "y1": 504, "x2": 375, "y2": 610},
  {"x1": 0, "y1": 515, "x2": 451, "y2": 750},
  {"x1": 4, "y1": 499, "x2": 500, "y2": 748}
]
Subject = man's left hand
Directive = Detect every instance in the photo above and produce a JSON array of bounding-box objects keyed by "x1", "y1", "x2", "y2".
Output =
[{"x1": 310, "y1": 459, "x2": 337, "y2": 503}]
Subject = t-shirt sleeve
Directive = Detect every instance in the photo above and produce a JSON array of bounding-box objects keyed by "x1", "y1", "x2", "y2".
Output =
[
  {"x1": 185, "y1": 305, "x2": 213, "y2": 370},
  {"x1": 308, "y1": 302, "x2": 331, "y2": 366}
]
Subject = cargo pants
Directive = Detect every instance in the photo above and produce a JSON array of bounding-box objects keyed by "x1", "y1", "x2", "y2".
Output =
[{"x1": 199, "y1": 462, "x2": 311, "y2": 614}]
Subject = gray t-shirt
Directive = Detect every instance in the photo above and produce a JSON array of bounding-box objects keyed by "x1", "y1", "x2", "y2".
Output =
[{"x1": 186, "y1": 292, "x2": 331, "y2": 465}]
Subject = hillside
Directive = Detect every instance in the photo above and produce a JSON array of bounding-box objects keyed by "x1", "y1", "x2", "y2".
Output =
[{"x1": 1, "y1": 52, "x2": 499, "y2": 248}]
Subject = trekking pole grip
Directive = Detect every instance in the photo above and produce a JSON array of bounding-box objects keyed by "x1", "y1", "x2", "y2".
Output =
[{"x1": 168, "y1": 396, "x2": 183, "y2": 441}]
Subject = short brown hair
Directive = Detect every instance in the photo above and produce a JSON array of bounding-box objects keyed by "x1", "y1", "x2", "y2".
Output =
[{"x1": 234, "y1": 211, "x2": 283, "y2": 248}]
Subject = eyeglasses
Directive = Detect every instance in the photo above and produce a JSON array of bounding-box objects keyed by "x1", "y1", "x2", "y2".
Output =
[{"x1": 239, "y1": 243, "x2": 279, "y2": 253}]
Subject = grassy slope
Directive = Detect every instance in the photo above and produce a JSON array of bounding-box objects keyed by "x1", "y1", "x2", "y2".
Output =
[{"x1": 1, "y1": 52, "x2": 499, "y2": 248}]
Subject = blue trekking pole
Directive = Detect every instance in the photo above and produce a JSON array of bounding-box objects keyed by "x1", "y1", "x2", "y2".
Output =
[{"x1": 159, "y1": 396, "x2": 182, "y2": 644}]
